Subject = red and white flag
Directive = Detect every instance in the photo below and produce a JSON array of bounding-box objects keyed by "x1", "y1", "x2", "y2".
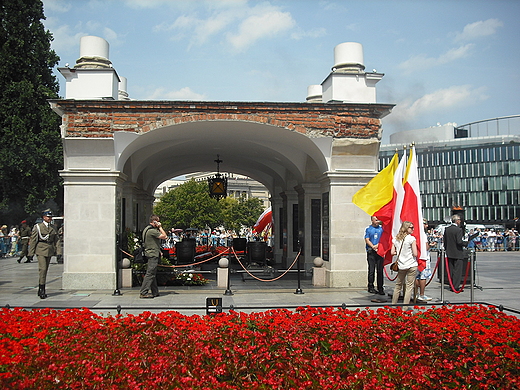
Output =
[
  {"x1": 252, "y1": 207, "x2": 272, "y2": 234},
  {"x1": 378, "y1": 150, "x2": 407, "y2": 265},
  {"x1": 400, "y1": 146, "x2": 428, "y2": 269}
]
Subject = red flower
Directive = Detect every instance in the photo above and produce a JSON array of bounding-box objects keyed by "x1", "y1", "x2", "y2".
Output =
[{"x1": 0, "y1": 305, "x2": 518, "y2": 389}]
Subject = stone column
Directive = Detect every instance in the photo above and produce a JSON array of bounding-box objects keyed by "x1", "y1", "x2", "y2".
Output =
[
  {"x1": 297, "y1": 183, "x2": 322, "y2": 271},
  {"x1": 60, "y1": 170, "x2": 125, "y2": 289},
  {"x1": 269, "y1": 194, "x2": 283, "y2": 265},
  {"x1": 324, "y1": 138, "x2": 380, "y2": 287},
  {"x1": 283, "y1": 190, "x2": 299, "y2": 268}
]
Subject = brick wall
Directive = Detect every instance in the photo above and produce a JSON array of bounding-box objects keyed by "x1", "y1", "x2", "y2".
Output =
[{"x1": 50, "y1": 100, "x2": 394, "y2": 139}]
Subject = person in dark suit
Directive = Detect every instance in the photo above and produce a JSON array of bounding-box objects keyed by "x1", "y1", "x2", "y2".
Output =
[
  {"x1": 443, "y1": 214, "x2": 465, "y2": 291},
  {"x1": 29, "y1": 209, "x2": 58, "y2": 299}
]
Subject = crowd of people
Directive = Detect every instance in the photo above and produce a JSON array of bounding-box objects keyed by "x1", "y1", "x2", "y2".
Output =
[
  {"x1": 426, "y1": 227, "x2": 520, "y2": 252},
  {"x1": 162, "y1": 227, "x2": 268, "y2": 249},
  {"x1": 0, "y1": 224, "x2": 21, "y2": 258}
]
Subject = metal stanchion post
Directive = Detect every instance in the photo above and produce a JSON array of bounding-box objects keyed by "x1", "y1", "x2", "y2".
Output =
[
  {"x1": 440, "y1": 249, "x2": 445, "y2": 303},
  {"x1": 470, "y1": 249, "x2": 475, "y2": 304},
  {"x1": 113, "y1": 235, "x2": 122, "y2": 296},
  {"x1": 294, "y1": 252, "x2": 304, "y2": 294},
  {"x1": 294, "y1": 235, "x2": 304, "y2": 295},
  {"x1": 224, "y1": 263, "x2": 233, "y2": 296}
]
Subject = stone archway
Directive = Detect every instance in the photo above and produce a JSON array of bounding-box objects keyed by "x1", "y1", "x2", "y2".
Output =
[{"x1": 51, "y1": 100, "x2": 393, "y2": 290}]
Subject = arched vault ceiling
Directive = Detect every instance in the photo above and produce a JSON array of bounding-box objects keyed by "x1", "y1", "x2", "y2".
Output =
[{"x1": 118, "y1": 121, "x2": 330, "y2": 194}]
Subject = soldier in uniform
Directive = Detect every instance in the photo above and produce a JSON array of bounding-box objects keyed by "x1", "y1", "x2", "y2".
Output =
[
  {"x1": 17, "y1": 220, "x2": 33, "y2": 263},
  {"x1": 29, "y1": 209, "x2": 58, "y2": 299}
]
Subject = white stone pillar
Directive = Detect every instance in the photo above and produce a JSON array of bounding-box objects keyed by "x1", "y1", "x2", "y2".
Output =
[
  {"x1": 323, "y1": 138, "x2": 380, "y2": 287},
  {"x1": 60, "y1": 170, "x2": 125, "y2": 289}
]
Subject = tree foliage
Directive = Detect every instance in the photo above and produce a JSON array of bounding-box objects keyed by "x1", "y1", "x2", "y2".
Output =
[
  {"x1": 153, "y1": 179, "x2": 221, "y2": 231},
  {"x1": 233, "y1": 195, "x2": 265, "y2": 230},
  {"x1": 154, "y1": 179, "x2": 266, "y2": 233},
  {"x1": 0, "y1": 0, "x2": 62, "y2": 224}
]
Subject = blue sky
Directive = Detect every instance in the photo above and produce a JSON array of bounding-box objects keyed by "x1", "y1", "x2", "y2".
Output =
[{"x1": 42, "y1": 0, "x2": 520, "y2": 143}]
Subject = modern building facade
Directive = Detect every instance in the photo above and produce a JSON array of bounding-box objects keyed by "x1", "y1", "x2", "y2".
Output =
[{"x1": 380, "y1": 116, "x2": 520, "y2": 227}]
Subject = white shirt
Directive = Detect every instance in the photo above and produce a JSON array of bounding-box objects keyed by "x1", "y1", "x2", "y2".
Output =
[{"x1": 393, "y1": 234, "x2": 418, "y2": 269}]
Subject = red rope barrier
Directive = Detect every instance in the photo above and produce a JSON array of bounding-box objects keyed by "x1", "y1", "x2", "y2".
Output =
[
  {"x1": 384, "y1": 251, "x2": 440, "y2": 285},
  {"x1": 231, "y1": 247, "x2": 301, "y2": 282},
  {"x1": 444, "y1": 255, "x2": 471, "y2": 293},
  {"x1": 161, "y1": 248, "x2": 231, "y2": 269},
  {"x1": 120, "y1": 246, "x2": 231, "y2": 269},
  {"x1": 383, "y1": 265, "x2": 398, "y2": 281},
  {"x1": 424, "y1": 253, "x2": 441, "y2": 287}
]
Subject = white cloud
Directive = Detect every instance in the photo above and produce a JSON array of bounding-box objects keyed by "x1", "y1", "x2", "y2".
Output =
[
  {"x1": 193, "y1": 13, "x2": 237, "y2": 46},
  {"x1": 399, "y1": 44, "x2": 474, "y2": 73},
  {"x1": 122, "y1": 0, "x2": 180, "y2": 9},
  {"x1": 437, "y1": 44, "x2": 474, "y2": 63},
  {"x1": 146, "y1": 87, "x2": 207, "y2": 100},
  {"x1": 44, "y1": 17, "x2": 85, "y2": 55},
  {"x1": 42, "y1": 0, "x2": 71, "y2": 13},
  {"x1": 154, "y1": 2, "x2": 296, "y2": 51},
  {"x1": 227, "y1": 9, "x2": 295, "y2": 51},
  {"x1": 291, "y1": 27, "x2": 327, "y2": 40},
  {"x1": 319, "y1": 1, "x2": 347, "y2": 12},
  {"x1": 387, "y1": 85, "x2": 488, "y2": 127},
  {"x1": 454, "y1": 18, "x2": 503, "y2": 42}
]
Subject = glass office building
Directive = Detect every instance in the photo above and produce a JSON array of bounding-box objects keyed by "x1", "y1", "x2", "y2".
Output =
[{"x1": 379, "y1": 115, "x2": 520, "y2": 227}]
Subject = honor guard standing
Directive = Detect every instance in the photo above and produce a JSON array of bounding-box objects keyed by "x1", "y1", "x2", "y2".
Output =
[{"x1": 29, "y1": 209, "x2": 58, "y2": 299}]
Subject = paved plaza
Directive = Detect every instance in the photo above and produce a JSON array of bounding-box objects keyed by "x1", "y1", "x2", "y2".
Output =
[{"x1": 0, "y1": 251, "x2": 518, "y2": 317}]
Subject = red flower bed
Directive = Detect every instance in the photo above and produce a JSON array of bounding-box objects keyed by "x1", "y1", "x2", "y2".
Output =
[{"x1": 0, "y1": 305, "x2": 518, "y2": 389}]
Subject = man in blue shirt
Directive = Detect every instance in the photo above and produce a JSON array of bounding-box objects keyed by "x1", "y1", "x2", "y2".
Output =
[{"x1": 365, "y1": 216, "x2": 385, "y2": 295}]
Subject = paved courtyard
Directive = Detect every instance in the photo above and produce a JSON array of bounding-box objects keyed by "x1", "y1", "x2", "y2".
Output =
[{"x1": 0, "y1": 251, "x2": 518, "y2": 317}]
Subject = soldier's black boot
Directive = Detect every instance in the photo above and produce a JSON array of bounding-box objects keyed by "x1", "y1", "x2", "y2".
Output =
[{"x1": 38, "y1": 284, "x2": 48, "y2": 299}]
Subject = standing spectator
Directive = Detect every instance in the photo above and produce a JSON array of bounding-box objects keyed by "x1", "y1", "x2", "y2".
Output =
[
  {"x1": 364, "y1": 216, "x2": 385, "y2": 295},
  {"x1": 200, "y1": 228, "x2": 209, "y2": 247},
  {"x1": 210, "y1": 231, "x2": 218, "y2": 247},
  {"x1": 481, "y1": 230, "x2": 488, "y2": 251},
  {"x1": 488, "y1": 229, "x2": 497, "y2": 251},
  {"x1": 9, "y1": 226, "x2": 19, "y2": 256},
  {"x1": 496, "y1": 231, "x2": 504, "y2": 251},
  {"x1": 56, "y1": 223, "x2": 64, "y2": 264},
  {"x1": 0, "y1": 225, "x2": 7, "y2": 257},
  {"x1": 506, "y1": 229, "x2": 516, "y2": 251},
  {"x1": 467, "y1": 229, "x2": 477, "y2": 251},
  {"x1": 473, "y1": 229, "x2": 482, "y2": 251},
  {"x1": 17, "y1": 220, "x2": 33, "y2": 263},
  {"x1": 219, "y1": 230, "x2": 228, "y2": 247},
  {"x1": 416, "y1": 219, "x2": 432, "y2": 301},
  {"x1": 444, "y1": 214, "x2": 465, "y2": 292},
  {"x1": 139, "y1": 215, "x2": 167, "y2": 299},
  {"x1": 29, "y1": 210, "x2": 58, "y2": 299},
  {"x1": 391, "y1": 221, "x2": 418, "y2": 308}
]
